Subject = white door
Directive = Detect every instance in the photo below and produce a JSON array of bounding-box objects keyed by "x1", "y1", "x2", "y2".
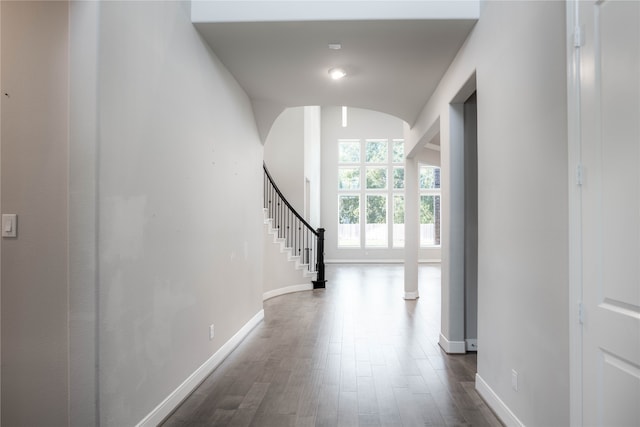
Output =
[{"x1": 580, "y1": 1, "x2": 640, "y2": 425}]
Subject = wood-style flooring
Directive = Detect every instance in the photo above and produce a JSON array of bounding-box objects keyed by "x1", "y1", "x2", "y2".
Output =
[{"x1": 162, "y1": 264, "x2": 503, "y2": 427}]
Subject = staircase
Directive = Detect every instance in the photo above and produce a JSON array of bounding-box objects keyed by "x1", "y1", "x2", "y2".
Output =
[
  {"x1": 262, "y1": 210, "x2": 316, "y2": 300},
  {"x1": 262, "y1": 163, "x2": 325, "y2": 298}
]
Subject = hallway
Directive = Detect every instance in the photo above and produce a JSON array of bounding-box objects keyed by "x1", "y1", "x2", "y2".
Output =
[{"x1": 162, "y1": 265, "x2": 502, "y2": 427}]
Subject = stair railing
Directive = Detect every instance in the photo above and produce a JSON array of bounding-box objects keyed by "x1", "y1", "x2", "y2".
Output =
[{"x1": 263, "y1": 163, "x2": 326, "y2": 289}]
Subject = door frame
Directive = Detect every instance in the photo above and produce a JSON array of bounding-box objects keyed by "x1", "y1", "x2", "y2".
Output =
[{"x1": 0, "y1": 2, "x2": 3, "y2": 420}]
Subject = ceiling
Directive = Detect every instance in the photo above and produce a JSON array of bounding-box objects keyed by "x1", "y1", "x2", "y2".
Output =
[{"x1": 192, "y1": 3, "x2": 478, "y2": 140}]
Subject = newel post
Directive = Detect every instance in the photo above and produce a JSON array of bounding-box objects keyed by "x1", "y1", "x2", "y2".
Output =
[{"x1": 312, "y1": 228, "x2": 326, "y2": 289}]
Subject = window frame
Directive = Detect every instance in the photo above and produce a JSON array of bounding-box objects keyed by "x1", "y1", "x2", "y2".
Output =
[
  {"x1": 418, "y1": 164, "x2": 441, "y2": 248},
  {"x1": 337, "y1": 138, "x2": 405, "y2": 249}
]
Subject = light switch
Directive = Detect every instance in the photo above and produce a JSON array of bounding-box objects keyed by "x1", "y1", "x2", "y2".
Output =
[{"x1": 2, "y1": 214, "x2": 17, "y2": 238}]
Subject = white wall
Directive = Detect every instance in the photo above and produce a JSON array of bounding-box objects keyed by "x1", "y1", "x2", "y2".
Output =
[
  {"x1": 264, "y1": 107, "x2": 305, "y2": 212},
  {"x1": 263, "y1": 105, "x2": 322, "y2": 226},
  {"x1": 304, "y1": 106, "x2": 322, "y2": 228},
  {"x1": 93, "y1": 3, "x2": 265, "y2": 426},
  {"x1": 3, "y1": 3, "x2": 267, "y2": 425},
  {"x1": 321, "y1": 106, "x2": 441, "y2": 262},
  {"x1": 407, "y1": 1, "x2": 569, "y2": 425},
  {"x1": 69, "y1": 2, "x2": 100, "y2": 425},
  {"x1": 262, "y1": 221, "x2": 311, "y2": 297},
  {"x1": 262, "y1": 106, "x2": 321, "y2": 295},
  {"x1": 1, "y1": 2, "x2": 70, "y2": 425}
]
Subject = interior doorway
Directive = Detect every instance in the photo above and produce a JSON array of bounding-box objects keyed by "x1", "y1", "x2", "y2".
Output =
[{"x1": 438, "y1": 75, "x2": 478, "y2": 355}]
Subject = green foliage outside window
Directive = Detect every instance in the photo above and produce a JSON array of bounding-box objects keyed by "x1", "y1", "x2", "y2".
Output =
[
  {"x1": 339, "y1": 141, "x2": 360, "y2": 163},
  {"x1": 393, "y1": 195, "x2": 405, "y2": 224},
  {"x1": 338, "y1": 168, "x2": 360, "y2": 190},
  {"x1": 366, "y1": 140, "x2": 388, "y2": 163},
  {"x1": 419, "y1": 166, "x2": 440, "y2": 189},
  {"x1": 366, "y1": 195, "x2": 387, "y2": 224},
  {"x1": 420, "y1": 195, "x2": 435, "y2": 224},
  {"x1": 393, "y1": 141, "x2": 404, "y2": 163},
  {"x1": 393, "y1": 167, "x2": 404, "y2": 189},
  {"x1": 339, "y1": 196, "x2": 360, "y2": 224},
  {"x1": 366, "y1": 168, "x2": 387, "y2": 189}
]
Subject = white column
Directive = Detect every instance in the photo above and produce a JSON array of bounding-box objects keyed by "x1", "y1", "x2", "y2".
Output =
[
  {"x1": 439, "y1": 104, "x2": 466, "y2": 353},
  {"x1": 403, "y1": 157, "x2": 419, "y2": 299}
]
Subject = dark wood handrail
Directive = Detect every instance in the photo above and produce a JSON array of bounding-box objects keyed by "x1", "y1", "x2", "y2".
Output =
[{"x1": 263, "y1": 163, "x2": 317, "y2": 236}]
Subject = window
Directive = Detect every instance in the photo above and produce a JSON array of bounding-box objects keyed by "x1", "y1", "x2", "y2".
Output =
[
  {"x1": 392, "y1": 140, "x2": 404, "y2": 163},
  {"x1": 393, "y1": 167, "x2": 404, "y2": 189},
  {"x1": 419, "y1": 165, "x2": 441, "y2": 246},
  {"x1": 338, "y1": 195, "x2": 360, "y2": 247},
  {"x1": 366, "y1": 195, "x2": 387, "y2": 247},
  {"x1": 393, "y1": 195, "x2": 405, "y2": 247},
  {"x1": 366, "y1": 167, "x2": 387, "y2": 189},
  {"x1": 338, "y1": 167, "x2": 360, "y2": 190},
  {"x1": 365, "y1": 139, "x2": 387, "y2": 163},
  {"x1": 338, "y1": 139, "x2": 360, "y2": 163},
  {"x1": 337, "y1": 138, "x2": 404, "y2": 248}
]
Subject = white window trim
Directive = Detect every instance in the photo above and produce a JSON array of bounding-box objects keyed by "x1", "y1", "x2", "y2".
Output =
[{"x1": 337, "y1": 138, "x2": 405, "y2": 249}]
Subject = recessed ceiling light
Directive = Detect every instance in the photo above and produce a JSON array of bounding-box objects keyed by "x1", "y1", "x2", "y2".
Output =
[
  {"x1": 328, "y1": 67, "x2": 347, "y2": 80},
  {"x1": 328, "y1": 43, "x2": 342, "y2": 50}
]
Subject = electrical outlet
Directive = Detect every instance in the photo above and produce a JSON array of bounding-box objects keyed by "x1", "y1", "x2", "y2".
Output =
[
  {"x1": 209, "y1": 324, "x2": 215, "y2": 341},
  {"x1": 511, "y1": 369, "x2": 518, "y2": 392}
]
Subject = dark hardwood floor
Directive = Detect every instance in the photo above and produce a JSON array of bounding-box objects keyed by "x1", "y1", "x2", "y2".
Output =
[{"x1": 162, "y1": 264, "x2": 503, "y2": 427}]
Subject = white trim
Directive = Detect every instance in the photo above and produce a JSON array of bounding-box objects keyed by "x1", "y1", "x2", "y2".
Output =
[
  {"x1": 438, "y1": 333, "x2": 466, "y2": 354},
  {"x1": 566, "y1": 1, "x2": 583, "y2": 426},
  {"x1": 135, "y1": 309, "x2": 265, "y2": 427},
  {"x1": 192, "y1": 1, "x2": 480, "y2": 23},
  {"x1": 263, "y1": 284, "x2": 313, "y2": 301},
  {"x1": 326, "y1": 259, "x2": 403, "y2": 264},
  {"x1": 424, "y1": 142, "x2": 441, "y2": 152},
  {"x1": 475, "y1": 373, "x2": 525, "y2": 427},
  {"x1": 403, "y1": 291, "x2": 419, "y2": 300},
  {"x1": 465, "y1": 338, "x2": 478, "y2": 351},
  {"x1": 0, "y1": 3, "x2": 3, "y2": 420},
  {"x1": 325, "y1": 258, "x2": 441, "y2": 264}
]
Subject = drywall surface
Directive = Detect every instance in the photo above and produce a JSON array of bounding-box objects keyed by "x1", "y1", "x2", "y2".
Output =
[
  {"x1": 262, "y1": 220, "x2": 310, "y2": 296},
  {"x1": 96, "y1": 2, "x2": 264, "y2": 425},
  {"x1": 69, "y1": 2, "x2": 100, "y2": 425},
  {"x1": 304, "y1": 106, "x2": 322, "y2": 228},
  {"x1": 321, "y1": 106, "x2": 441, "y2": 262},
  {"x1": 264, "y1": 107, "x2": 305, "y2": 213},
  {"x1": 414, "y1": 146, "x2": 441, "y2": 168},
  {"x1": 192, "y1": 0, "x2": 480, "y2": 23},
  {"x1": 407, "y1": 1, "x2": 569, "y2": 425},
  {"x1": 1, "y1": 2, "x2": 70, "y2": 425}
]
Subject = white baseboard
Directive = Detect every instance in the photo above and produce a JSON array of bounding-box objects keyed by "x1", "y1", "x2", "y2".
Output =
[
  {"x1": 475, "y1": 373, "x2": 525, "y2": 427},
  {"x1": 438, "y1": 333, "x2": 466, "y2": 354},
  {"x1": 135, "y1": 309, "x2": 265, "y2": 427},
  {"x1": 325, "y1": 259, "x2": 441, "y2": 264},
  {"x1": 403, "y1": 290, "x2": 419, "y2": 300},
  {"x1": 325, "y1": 259, "x2": 404, "y2": 264},
  {"x1": 263, "y1": 284, "x2": 313, "y2": 301},
  {"x1": 466, "y1": 338, "x2": 478, "y2": 351}
]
